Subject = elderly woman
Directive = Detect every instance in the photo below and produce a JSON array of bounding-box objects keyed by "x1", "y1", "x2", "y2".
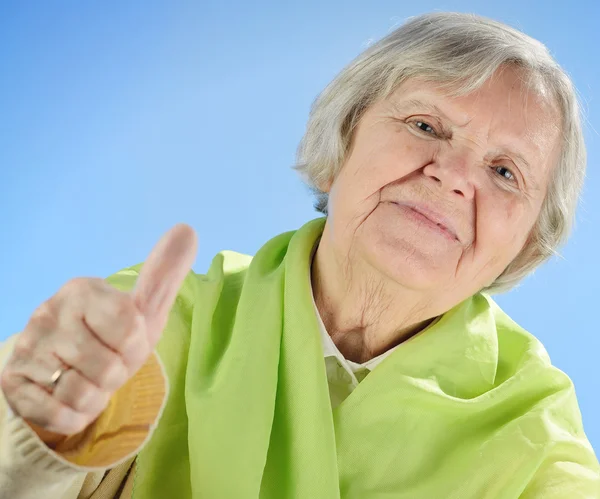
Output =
[{"x1": 0, "y1": 11, "x2": 598, "y2": 499}]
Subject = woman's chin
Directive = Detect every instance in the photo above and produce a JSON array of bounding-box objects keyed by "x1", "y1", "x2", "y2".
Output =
[
  {"x1": 350, "y1": 205, "x2": 466, "y2": 291},
  {"x1": 362, "y1": 240, "x2": 455, "y2": 291}
]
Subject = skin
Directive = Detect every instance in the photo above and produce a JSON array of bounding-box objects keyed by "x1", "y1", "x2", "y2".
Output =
[{"x1": 311, "y1": 66, "x2": 562, "y2": 364}]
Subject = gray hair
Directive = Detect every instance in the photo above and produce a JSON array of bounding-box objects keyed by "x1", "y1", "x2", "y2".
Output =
[{"x1": 293, "y1": 12, "x2": 586, "y2": 294}]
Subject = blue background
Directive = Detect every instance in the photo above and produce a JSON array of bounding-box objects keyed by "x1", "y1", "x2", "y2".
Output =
[{"x1": 1, "y1": 2, "x2": 598, "y2": 453}]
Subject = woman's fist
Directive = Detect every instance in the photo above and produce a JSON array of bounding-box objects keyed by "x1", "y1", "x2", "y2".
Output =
[{"x1": 0, "y1": 223, "x2": 197, "y2": 436}]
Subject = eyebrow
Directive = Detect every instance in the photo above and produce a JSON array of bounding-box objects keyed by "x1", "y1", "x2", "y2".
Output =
[
  {"x1": 394, "y1": 99, "x2": 470, "y2": 126},
  {"x1": 393, "y1": 98, "x2": 540, "y2": 190},
  {"x1": 497, "y1": 148, "x2": 532, "y2": 174}
]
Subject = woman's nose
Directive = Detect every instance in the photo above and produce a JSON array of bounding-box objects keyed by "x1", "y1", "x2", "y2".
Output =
[{"x1": 422, "y1": 153, "x2": 476, "y2": 200}]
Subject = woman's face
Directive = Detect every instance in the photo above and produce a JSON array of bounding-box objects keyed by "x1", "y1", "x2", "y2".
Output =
[{"x1": 323, "y1": 67, "x2": 561, "y2": 307}]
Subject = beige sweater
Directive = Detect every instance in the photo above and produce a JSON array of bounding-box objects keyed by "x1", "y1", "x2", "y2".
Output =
[{"x1": 0, "y1": 334, "x2": 167, "y2": 499}]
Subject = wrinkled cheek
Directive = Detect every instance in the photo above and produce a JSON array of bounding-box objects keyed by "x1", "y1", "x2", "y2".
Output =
[
  {"x1": 479, "y1": 215, "x2": 526, "y2": 273},
  {"x1": 334, "y1": 159, "x2": 388, "y2": 213},
  {"x1": 367, "y1": 143, "x2": 425, "y2": 189},
  {"x1": 327, "y1": 173, "x2": 377, "y2": 230}
]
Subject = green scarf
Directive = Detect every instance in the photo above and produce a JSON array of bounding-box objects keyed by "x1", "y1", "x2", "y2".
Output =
[{"x1": 106, "y1": 217, "x2": 599, "y2": 498}]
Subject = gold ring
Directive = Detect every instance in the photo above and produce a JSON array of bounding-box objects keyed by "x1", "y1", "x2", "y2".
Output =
[{"x1": 48, "y1": 366, "x2": 68, "y2": 391}]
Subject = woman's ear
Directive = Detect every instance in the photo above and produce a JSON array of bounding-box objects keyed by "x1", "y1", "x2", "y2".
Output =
[{"x1": 317, "y1": 176, "x2": 334, "y2": 194}]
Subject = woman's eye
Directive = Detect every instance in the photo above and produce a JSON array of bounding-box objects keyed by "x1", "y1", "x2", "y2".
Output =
[
  {"x1": 494, "y1": 166, "x2": 516, "y2": 182},
  {"x1": 414, "y1": 121, "x2": 436, "y2": 135}
]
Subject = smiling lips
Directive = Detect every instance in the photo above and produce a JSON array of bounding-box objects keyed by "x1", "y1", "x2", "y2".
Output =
[{"x1": 391, "y1": 201, "x2": 460, "y2": 242}]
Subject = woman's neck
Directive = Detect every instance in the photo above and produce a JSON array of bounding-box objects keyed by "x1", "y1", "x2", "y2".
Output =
[{"x1": 310, "y1": 236, "x2": 436, "y2": 364}]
